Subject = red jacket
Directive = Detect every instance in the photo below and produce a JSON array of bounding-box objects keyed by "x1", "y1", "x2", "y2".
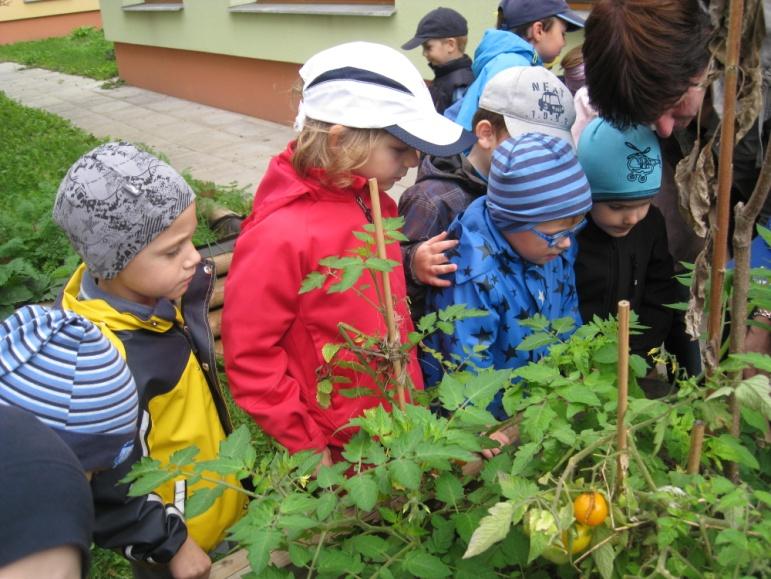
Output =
[{"x1": 222, "y1": 143, "x2": 424, "y2": 453}]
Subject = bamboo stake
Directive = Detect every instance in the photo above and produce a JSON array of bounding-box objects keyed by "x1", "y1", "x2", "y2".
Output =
[
  {"x1": 368, "y1": 178, "x2": 406, "y2": 410},
  {"x1": 707, "y1": 0, "x2": 745, "y2": 365},
  {"x1": 616, "y1": 300, "x2": 630, "y2": 491},
  {"x1": 687, "y1": 420, "x2": 706, "y2": 474}
]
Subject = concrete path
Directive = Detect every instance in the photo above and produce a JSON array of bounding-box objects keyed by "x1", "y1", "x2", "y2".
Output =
[{"x1": 0, "y1": 62, "x2": 415, "y2": 199}]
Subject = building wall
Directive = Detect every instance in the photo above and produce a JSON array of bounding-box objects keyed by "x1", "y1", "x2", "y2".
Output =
[
  {"x1": 1, "y1": 0, "x2": 99, "y2": 21},
  {"x1": 0, "y1": 0, "x2": 101, "y2": 44},
  {"x1": 102, "y1": 0, "x2": 585, "y2": 125}
]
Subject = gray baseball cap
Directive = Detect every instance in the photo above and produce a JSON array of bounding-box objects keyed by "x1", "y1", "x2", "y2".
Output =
[
  {"x1": 479, "y1": 66, "x2": 576, "y2": 147},
  {"x1": 53, "y1": 142, "x2": 195, "y2": 279}
]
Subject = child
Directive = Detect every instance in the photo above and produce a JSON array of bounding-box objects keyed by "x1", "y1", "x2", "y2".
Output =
[
  {"x1": 221, "y1": 42, "x2": 475, "y2": 464},
  {"x1": 445, "y1": 0, "x2": 584, "y2": 130},
  {"x1": 424, "y1": 133, "x2": 591, "y2": 419},
  {"x1": 0, "y1": 304, "x2": 138, "y2": 474},
  {"x1": 401, "y1": 65, "x2": 576, "y2": 321},
  {"x1": 576, "y1": 119, "x2": 687, "y2": 371},
  {"x1": 53, "y1": 142, "x2": 246, "y2": 578},
  {"x1": 401, "y1": 6, "x2": 474, "y2": 114}
]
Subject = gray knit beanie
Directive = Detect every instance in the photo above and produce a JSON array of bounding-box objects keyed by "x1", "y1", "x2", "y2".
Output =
[{"x1": 53, "y1": 142, "x2": 195, "y2": 279}]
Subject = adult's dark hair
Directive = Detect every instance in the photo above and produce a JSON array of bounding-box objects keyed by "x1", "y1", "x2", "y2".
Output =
[{"x1": 583, "y1": 0, "x2": 712, "y2": 127}]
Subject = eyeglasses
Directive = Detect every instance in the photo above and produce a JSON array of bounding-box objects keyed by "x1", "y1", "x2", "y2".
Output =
[{"x1": 529, "y1": 218, "x2": 587, "y2": 247}]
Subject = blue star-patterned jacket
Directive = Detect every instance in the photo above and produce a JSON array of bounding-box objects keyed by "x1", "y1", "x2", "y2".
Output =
[{"x1": 423, "y1": 196, "x2": 582, "y2": 419}]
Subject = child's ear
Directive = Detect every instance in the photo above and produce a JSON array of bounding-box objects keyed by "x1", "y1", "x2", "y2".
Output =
[
  {"x1": 327, "y1": 124, "x2": 347, "y2": 149},
  {"x1": 528, "y1": 21, "x2": 543, "y2": 42},
  {"x1": 474, "y1": 120, "x2": 497, "y2": 149},
  {"x1": 444, "y1": 37, "x2": 458, "y2": 52}
]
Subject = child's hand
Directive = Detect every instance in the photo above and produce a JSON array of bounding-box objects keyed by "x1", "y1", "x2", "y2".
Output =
[
  {"x1": 412, "y1": 231, "x2": 458, "y2": 287},
  {"x1": 481, "y1": 429, "x2": 513, "y2": 460},
  {"x1": 168, "y1": 536, "x2": 211, "y2": 579},
  {"x1": 313, "y1": 447, "x2": 334, "y2": 477}
]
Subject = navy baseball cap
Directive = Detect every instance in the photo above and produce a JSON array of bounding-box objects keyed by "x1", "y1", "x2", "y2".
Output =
[
  {"x1": 499, "y1": 0, "x2": 585, "y2": 31},
  {"x1": 401, "y1": 7, "x2": 468, "y2": 50}
]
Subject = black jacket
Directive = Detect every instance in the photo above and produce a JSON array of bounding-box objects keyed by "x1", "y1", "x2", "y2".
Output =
[
  {"x1": 399, "y1": 153, "x2": 487, "y2": 321},
  {"x1": 575, "y1": 206, "x2": 684, "y2": 358},
  {"x1": 429, "y1": 55, "x2": 474, "y2": 114}
]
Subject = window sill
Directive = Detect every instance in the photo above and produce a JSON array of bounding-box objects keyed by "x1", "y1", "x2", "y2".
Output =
[
  {"x1": 229, "y1": 3, "x2": 395, "y2": 17},
  {"x1": 123, "y1": 3, "x2": 184, "y2": 12}
]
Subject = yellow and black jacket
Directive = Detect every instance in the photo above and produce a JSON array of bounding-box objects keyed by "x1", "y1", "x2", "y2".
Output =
[{"x1": 59, "y1": 261, "x2": 246, "y2": 564}]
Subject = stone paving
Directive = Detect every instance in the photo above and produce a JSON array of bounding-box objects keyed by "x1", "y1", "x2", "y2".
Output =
[{"x1": 0, "y1": 62, "x2": 416, "y2": 199}]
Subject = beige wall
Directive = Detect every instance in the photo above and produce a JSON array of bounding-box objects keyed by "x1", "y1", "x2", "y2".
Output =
[{"x1": 0, "y1": 0, "x2": 99, "y2": 22}]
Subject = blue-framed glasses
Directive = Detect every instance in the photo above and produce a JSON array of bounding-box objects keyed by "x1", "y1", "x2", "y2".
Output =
[{"x1": 529, "y1": 218, "x2": 587, "y2": 247}]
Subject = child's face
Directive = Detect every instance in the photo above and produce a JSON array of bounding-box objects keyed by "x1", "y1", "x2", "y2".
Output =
[
  {"x1": 591, "y1": 199, "x2": 651, "y2": 238},
  {"x1": 532, "y1": 19, "x2": 567, "y2": 64},
  {"x1": 356, "y1": 133, "x2": 420, "y2": 190},
  {"x1": 502, "y1": 214, "x2": 584, "y2": 265},
  {"x1": 100, "y1": 203, "x2": 201, "y2": 306},
  {"x1": 422, "y1": 39, "x2": 457, "y2": 67}
]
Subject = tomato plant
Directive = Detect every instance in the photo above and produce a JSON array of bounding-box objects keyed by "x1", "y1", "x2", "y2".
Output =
[{"x1": 124, "y1": 217, "x2": 771, "y2": 578}]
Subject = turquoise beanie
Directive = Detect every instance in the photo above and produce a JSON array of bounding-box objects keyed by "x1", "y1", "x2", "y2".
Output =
[{"x1": 577, "y1": 118, "x2": 662, "y2": 201}]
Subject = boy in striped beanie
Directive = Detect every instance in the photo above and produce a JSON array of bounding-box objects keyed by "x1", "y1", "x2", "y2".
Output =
[
  {"x1": 0, "y1": 304, "x2": 138, "y2": 473},
  {"x1": 425, "y1": 132, "x2": 591, "y2": 420},
  {"x1": 575, "y1": 119, "x2": 695, "y2": 383}
]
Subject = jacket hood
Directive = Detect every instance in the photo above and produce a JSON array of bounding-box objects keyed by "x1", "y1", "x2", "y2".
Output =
[
  {"x1": 472, "y1": 29, "x2": 538, "y2": 76},
  {"x1": 415, "y1": 154, "x2": 488, "y2": 197},
  {"x1": 243, "y1": 142, "x2": 371, "y2": 233},
  {"x1": 450, "y1": 196, "x2": 517, "y2": 284}
]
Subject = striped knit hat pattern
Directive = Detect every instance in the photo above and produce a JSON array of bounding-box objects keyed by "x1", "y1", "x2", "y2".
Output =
[
  {"x1": 486, "y1": 133, "x2": 592, "y2": 232},
  {"x1": 0, "y1": 305, "x2": 139, "y2": 471},
  {"x1": 53, "y1": 141, "x2": 195, "y2": 280}
]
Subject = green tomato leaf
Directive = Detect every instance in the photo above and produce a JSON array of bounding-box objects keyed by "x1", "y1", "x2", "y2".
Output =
[
  {"x1": 299, "y1": 271, "x2": 326, "y2": 294},
  {"x1": 463, "y1": 501, "x2": 514, "y2": 559},
  {"x1": 516, "y1": 332, "x2": 557, "y2": 352},
  {"x1": 592, "y1": 541, "x2": 615, "y2": 579},
  {"x1": 402, "y1": 549, "x2": 452, "y2": 578},
  {"x1": 185, "y1": 485, "x2": 225, "y2": 519},
  {"x1": 435, "y1": 472, "x2": 464, "y2": 505},
  {"x1": 343, "y1": 474, "x2": 379, "y2": 511},
  {"x1": 390, "y1": 459, "x2": 421, "y2": 490},
  {"x1": 708, "y1": 434, "x2": 760, "y2": 470}
]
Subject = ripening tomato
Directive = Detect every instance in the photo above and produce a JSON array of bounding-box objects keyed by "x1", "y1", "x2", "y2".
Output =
[
  {"x1": 562, "y1": 523, "x2": 592, "y2": 554},
  {"x1": 573, "y1": 492, "x2": 609, "y2": 527}
]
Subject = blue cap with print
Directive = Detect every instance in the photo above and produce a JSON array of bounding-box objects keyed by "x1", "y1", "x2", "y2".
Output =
[
  {"x1": 486, "y1": 133, "x2": 592, "y2": 232},
  {"x1": 0, "y1": 305, "x2": 138, "y2": 471},
  {"x1": 577, "y1": 118, "x2": 662, "y2": 201}
]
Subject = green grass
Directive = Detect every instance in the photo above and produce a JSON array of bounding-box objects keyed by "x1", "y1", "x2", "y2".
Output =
[
  {"x1": 0, "y1": 27, "x2": 118, "y2": 80},
  {"x1": 0, "y1": 90, "x2": 252, "y2": 316}
]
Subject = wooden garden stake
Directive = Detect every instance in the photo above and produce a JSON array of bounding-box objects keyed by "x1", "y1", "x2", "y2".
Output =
[
  {"x1": 707, "y1": 0, "x2": 744, "y2": 363},
  {"x1": 616, "y1": 300, "x2": 630, "y2": 491},
  {"x1": 368, "y1": 178, "x2": 406, "y2": 410},
  {"x1": 687, "y1": 420, "x2": 706, "y2": 474}
]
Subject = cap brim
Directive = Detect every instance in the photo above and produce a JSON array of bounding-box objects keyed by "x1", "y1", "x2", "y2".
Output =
[
  {"x1": 557, "y1": 9, "x2": 585, "y2": 30},
  {"x1": 385, "y1": 115, "x2": 477, "y2": 156},
  {"x1": 401, "y1": 36, "x2": 425, "y2": 50},
  {"x1": 502, "y1": 116, "x2": 575, "y2": 149}
]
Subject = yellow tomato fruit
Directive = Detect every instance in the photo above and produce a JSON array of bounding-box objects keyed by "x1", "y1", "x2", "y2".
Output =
[
  {"x1": 562, "y1": 524, "x2": 592, "y2": 554},
  {"x1": 573, "y1": 492, "x2": 609, "y2": 527}
]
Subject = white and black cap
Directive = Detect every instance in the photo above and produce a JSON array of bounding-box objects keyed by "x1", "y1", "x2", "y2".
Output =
[{"x1": 296, "y1": 41, "x2": 476, "y2": 156}]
